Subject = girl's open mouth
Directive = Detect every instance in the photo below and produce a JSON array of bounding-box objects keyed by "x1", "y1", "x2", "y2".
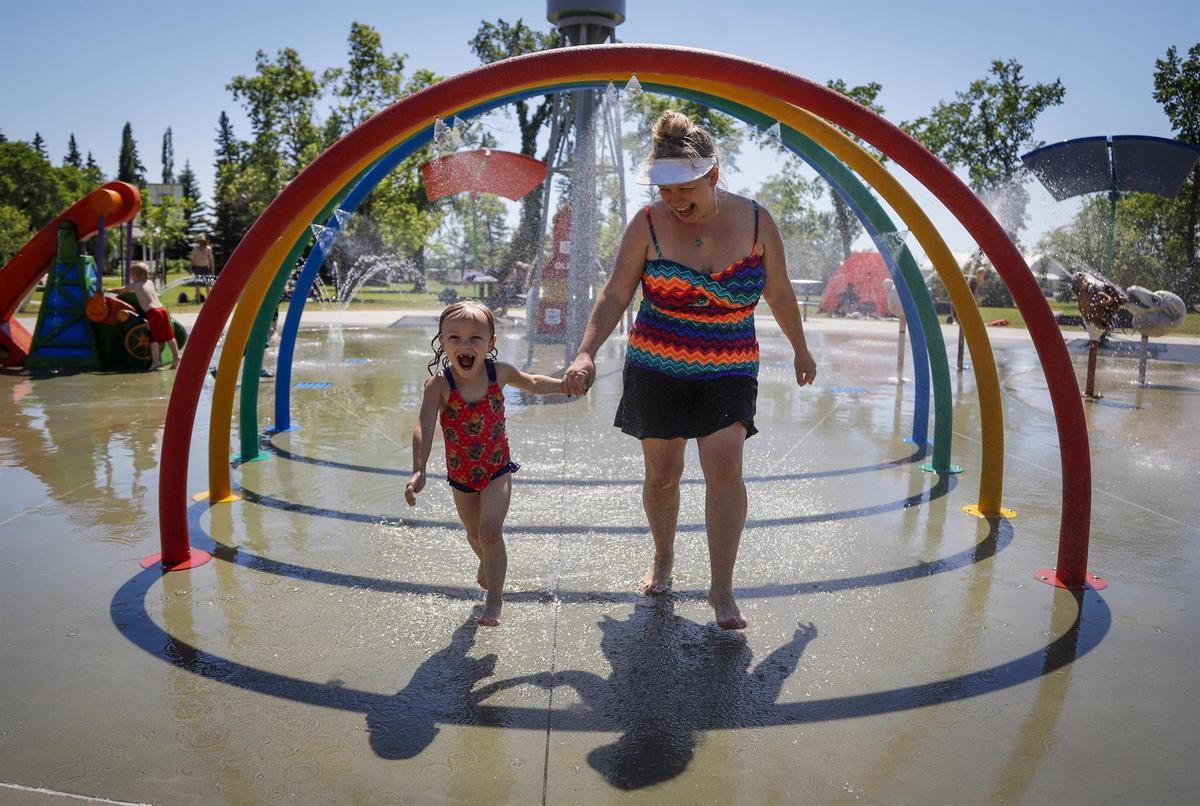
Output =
[{"x1": 456, "y1": 353, "x2": 476, "y2": 370}]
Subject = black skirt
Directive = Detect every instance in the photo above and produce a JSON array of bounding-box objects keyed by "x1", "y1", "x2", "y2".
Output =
[{"x1": 614, "y1": 363, "x2": 758, "y2": 440}]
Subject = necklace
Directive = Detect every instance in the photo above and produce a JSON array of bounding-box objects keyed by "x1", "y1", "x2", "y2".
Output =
[{"x1": 693, "y1": 236, "x2": 704, "y2": 247}]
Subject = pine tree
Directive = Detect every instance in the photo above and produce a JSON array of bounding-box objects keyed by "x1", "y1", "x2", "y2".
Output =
[
  {"x1": 31, "y1": 132, "x2": 48, "y2": 160},
  {"x1": 161, "y1": 127, "x2": 175, "y2": 183},
  {"x1": 64, "y1": 134, "x2": 82, "y2": 168},
  {"x1": 212, "y1": 111, "x2": 252, "y2": 272},
  {"x1": 84, "y1": 152, "x2": 104, "y2": 185},
  {"x1": 117, "y1": 122, "x2": 145, "y2": 185},
  {"x1": 177, "y1": 160, "x2": 210, "y2": 236}
]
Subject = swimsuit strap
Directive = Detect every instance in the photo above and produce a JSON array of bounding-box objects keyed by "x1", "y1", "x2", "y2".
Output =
[
  {"x1": 644, "y1": 206, "x2": 664, "y2": 260},
  {"x1": 485, "y1": 357, "x2": 497, "y2": 383},
  {"x1": 752, "y1": 199, "x2": 760, "y2": 255},
  {"x1": 442, "y1": 364, "x2": 457, "y2": 390}
]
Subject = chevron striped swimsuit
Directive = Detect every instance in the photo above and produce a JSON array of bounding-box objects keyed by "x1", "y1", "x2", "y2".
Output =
[{"x1": 614, "y1": 202, "x2": 767, "y2": 440}]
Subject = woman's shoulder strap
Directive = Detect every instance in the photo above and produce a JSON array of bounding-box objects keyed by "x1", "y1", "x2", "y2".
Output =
[
  {"x1": 643, "y1": 205, "x2": 663, "y2": 260},
  {"x1": 751, "y1": 199, "x2": 760, "y2": 254},
  {"x1": 442, "y1": 364, "x2": 457, "y2": 390}
]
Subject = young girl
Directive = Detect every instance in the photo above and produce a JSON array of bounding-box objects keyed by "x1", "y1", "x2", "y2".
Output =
[{"x1": 405, "y1": 301, "x2": 565, "y2": 626}]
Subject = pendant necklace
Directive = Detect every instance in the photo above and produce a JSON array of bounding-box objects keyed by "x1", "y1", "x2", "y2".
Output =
[{"x1": 693, "y1": 236, "x2": 704, "y2": 247}]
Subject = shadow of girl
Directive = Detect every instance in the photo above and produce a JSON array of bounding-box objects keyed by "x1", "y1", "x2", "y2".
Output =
[{"x1": 365, "y1": 610, "x2": 505, "y2": 759}]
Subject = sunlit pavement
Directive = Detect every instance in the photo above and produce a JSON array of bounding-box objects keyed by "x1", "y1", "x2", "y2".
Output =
[{"x1": 2, "y1": 316, "x2": 1198, "y2": 804}]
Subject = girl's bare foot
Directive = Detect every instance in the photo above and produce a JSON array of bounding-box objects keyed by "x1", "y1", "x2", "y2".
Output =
[
  {"x1": 638, "y1": 551, "x2": 674, "y2": 595},
  {"x1": 476, "y1": 563, "x2": 488, "y2": 590},
  {"x1": 477, "y1": 599, "x2": 502, "y2": 627},
  {"x1": 708, "y1": 591, "x2": 748, "y2": 630}
]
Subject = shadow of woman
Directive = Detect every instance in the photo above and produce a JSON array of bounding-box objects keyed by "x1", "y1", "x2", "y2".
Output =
[{"x1": 553, "y1": 597, "x2": 818, "y2": 790}]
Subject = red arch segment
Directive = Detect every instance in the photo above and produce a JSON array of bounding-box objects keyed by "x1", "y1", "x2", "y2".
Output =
[{"x1": 158, "y1": 45, "x2": 1091, "y2": 585}]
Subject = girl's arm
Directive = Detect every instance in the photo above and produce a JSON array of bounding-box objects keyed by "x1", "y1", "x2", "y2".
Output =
[
  {"x1": 406, "y1": 376, "x2": 447, "y2": 506},
  {"x1": 495, "y1": 362, "x2": 565, "y2": 396},
  {"x1": 758, "y1": 207, "x2": 817, "y2": 387}
]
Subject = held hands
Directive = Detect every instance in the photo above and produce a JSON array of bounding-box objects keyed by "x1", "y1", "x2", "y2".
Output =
[
  {"x1": 794, "y1": 348, "x2": 817, "y2": 386},
  {"x1": 405, "y1": 470, "x2": 425, "y2": 507},
  {"x1": 561, "y1": 353, "x2": 596, "y2": 397}
]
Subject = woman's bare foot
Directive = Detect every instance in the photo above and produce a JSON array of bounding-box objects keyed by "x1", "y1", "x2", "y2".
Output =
[
  {"x1": 638, "y1": 551, "x2": 674, "y2": 595},
  {"x1": 476, "y1": 563, "x2": 488, "y2": 590},
  {"x1": 477, "y1": 598, "x2": 502, "y2": 627},
  {"x1": 708, "y1": 590, "x2": 748, "y2": 630}
]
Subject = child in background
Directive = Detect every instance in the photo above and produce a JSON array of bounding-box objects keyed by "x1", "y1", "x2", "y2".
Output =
[
  {"x1": 405, "y1": 301, "x2": 564, "y2": 626},
  {"x1": 113, "y1": 261, "x2": 180, "y2": 370}
]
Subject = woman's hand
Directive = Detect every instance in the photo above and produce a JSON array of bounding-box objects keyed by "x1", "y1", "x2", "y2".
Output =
[
  {"x1": 794, "y1": 348, "x2": 817, "y2": 386},
  {"x1": 562, "y1": 353, "x2": 596, "y2": 396},
  {"x1": 405, "y1": 470, "x2": 425, "y2": 506}
]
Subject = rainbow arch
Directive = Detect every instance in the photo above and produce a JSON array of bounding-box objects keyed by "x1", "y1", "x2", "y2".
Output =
[{"x1": 154, "y1": 45, "x2": 1095, "y2": 589}]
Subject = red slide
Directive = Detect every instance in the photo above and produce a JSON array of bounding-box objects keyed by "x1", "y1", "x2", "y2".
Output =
[{"x1": 0, "y1": 181, "x2": 141, "y2": 365}]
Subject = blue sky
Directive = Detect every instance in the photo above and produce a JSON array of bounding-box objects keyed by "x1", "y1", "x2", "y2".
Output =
[{"x1": 2, "y1": 0, "x2": 1196, "y2": 254}]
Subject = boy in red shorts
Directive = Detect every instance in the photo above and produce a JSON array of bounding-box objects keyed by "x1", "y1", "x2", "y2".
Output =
[{"x1": 113, "y1": 261, "x2": 180, "y2": 369}]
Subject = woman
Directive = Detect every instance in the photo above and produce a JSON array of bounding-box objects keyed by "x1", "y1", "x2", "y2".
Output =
[{"x1": 563, "y1": 111, "x2": 817, "y2": 629}]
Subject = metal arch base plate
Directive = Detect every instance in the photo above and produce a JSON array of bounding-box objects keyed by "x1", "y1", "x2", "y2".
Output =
[
  {"x1": 919, "y1": 462, "x2": 964, "y2": 475},
  {"x1": 1035, "y1": 567, "x2": 1108, "y2": 591},
  {"x1": 962, "y1": 504, "x2": 1017, "y2": 519},
  {"x1": 140, "y1": 549, "x2": 213, "y2": 572}
]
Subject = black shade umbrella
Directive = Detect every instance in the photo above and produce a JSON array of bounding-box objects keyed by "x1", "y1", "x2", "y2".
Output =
[
  {"x1": 1022, "y1": 135, "x2": 1200, "y2": 272},
  {"x1": 1023, "y1": 135, "x2": 1200, "y2": 200}
]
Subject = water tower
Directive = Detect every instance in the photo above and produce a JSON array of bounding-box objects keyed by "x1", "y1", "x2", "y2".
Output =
[{"x1": 525, "y1": 2, "x2": 627, "y2": 361}]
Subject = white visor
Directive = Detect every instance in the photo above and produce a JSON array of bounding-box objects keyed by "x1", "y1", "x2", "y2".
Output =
[{"x1": 636, "y1": 155, "x2": 717, "y2": 186}]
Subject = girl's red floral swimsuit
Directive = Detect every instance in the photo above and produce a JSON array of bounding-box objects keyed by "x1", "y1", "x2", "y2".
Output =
[{"x1": 440, "y1": 358, "x2": 519, "y2": 492}]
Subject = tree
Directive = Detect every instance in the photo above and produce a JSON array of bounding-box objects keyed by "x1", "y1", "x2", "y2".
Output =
[
  {"x1": 824, "y1": 79, "x2": 886, "y2": 260},
  {"x1": 161, "y1": 127, "x2": 175, "y2": 183},
  {"x1": 0, "y1": 203, "x2": 32, "y2": 261},
  {"x1": 227, "y1": 47, "x2": 322, "y2": 178},
  {"x1": 64, "y1": 134, "x2": 82, "y2": 169},
  {"x1": 754, "y1": 161, "x2": 843, "y2": 281},
  {"x1": 117, "y1": 122, "x2": 145, "y2": 185},
  {"x1": 211, "y1": 111, "x2": 254, "y2": 270},
  {"x1": 84, "y1": 152, "x2": 103, "y2": 186},
  {"x1": 0, "y1": 140, "x2": 89, "y2": 229},
  {"x1": 177, "y1": 160, "x2": 209, "y2": 237},
  {"x1": 905, "y1": 59, "x2": 1065, "y2": 244},
  {"x1": 1153, "y1": 41, "x2": 1200, "y2": 305},
  {"x1": 469, "y1": 18, "x2": 560, "y2": 266},
  {"x1": 323, "y1": 22, "x2": 407, "y2": 134},
  {"x1": 31, "y1": 133, "x2": 47, "y2": 160}
]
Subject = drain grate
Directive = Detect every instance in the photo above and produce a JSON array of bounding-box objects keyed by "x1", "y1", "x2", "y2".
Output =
[{"x1": 294, "y1": 382, "x2": 333, "y2": 390}]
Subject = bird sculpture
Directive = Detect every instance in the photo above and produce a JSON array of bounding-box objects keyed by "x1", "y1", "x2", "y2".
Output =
[
  {"x1": 1070, "y1": 269, "x2": 1129, "y2": 342},
  {"x1": 1122, "y1": 286, "x2": 1187, "y2": 338}
]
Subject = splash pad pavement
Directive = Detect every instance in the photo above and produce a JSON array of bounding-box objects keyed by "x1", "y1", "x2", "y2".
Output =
[{"x1": 2, "y1": 314, "x2": 1198, "y2": 804}]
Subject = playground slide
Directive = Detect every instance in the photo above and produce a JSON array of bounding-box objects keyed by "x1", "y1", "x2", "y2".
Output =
[{"x1": 0, "y1": 182, "x2": 140, "y2": 365}]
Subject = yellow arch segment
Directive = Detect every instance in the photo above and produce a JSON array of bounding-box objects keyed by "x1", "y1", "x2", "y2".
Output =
[{"x1": 207, "y1": 71, "x2": 1003, "y2": 515}]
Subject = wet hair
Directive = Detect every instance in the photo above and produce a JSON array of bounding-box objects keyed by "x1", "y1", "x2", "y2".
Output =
[
  {"x1": 130, "y1": 260, "x2": 150, "y2": 280},
  {"x1": 651, "y1": 110, "x2": 717, "y2": 161},
  {"x1": 427, "y1": 299, "x2": 498, "y2": 375}
]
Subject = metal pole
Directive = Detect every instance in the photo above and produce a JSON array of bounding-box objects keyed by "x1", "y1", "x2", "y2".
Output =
[{"x1": 1137, "y1": 334, "x2": 1149, "y2": 386}]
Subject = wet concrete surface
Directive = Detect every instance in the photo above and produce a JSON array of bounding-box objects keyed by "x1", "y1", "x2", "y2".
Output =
[{"x1": 2, "y1": 318, "x2": 1198, "y2": 804}]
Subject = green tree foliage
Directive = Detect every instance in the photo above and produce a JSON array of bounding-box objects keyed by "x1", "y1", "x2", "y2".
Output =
[
  {"x1": 754, "y1": 161, "x2": 842, "y2": 281},
  {"x1": 1039, "y1": 191, "x2": 1193, "y2": 296},
  {"x1": 323, "y1": 21, "x2": 407, "y2": 136},
  {"x1": 84, "y1": 152, "x2": 103, "y2": 186},
  {"x1": 905, "y1": 59, "x2": 1065, "y2": 243},
  {"x1": 1153, "y1": 41, "x2": 1200, "y2": 304},
  {"x1": 211, "y1": 111, "x2": 254, "y2": 269},
  {"x1": 0, "y1": 140, "x2": 93, "y2": 258},
  {"x1": 64, "y1": 134, "x2": 82, "y2": 169},
  {"x1": 469, "y1": 18, "x2": 560, "y2": 267},
  {"x1": 228, "y1": 47, "x2": 322, "y2": 179},
  {"x1": 0, "y1": 203, "x2": 32, "y2": 261},
  {"x1": 177, "y1": 161, "x2": 209, "y2": 237},
  {"x1": 825, "y1": 79, "x2": 886, "y2": 260},
  {"x1": 117, "y1": 122, "x2": 145, "y2": 185}
]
